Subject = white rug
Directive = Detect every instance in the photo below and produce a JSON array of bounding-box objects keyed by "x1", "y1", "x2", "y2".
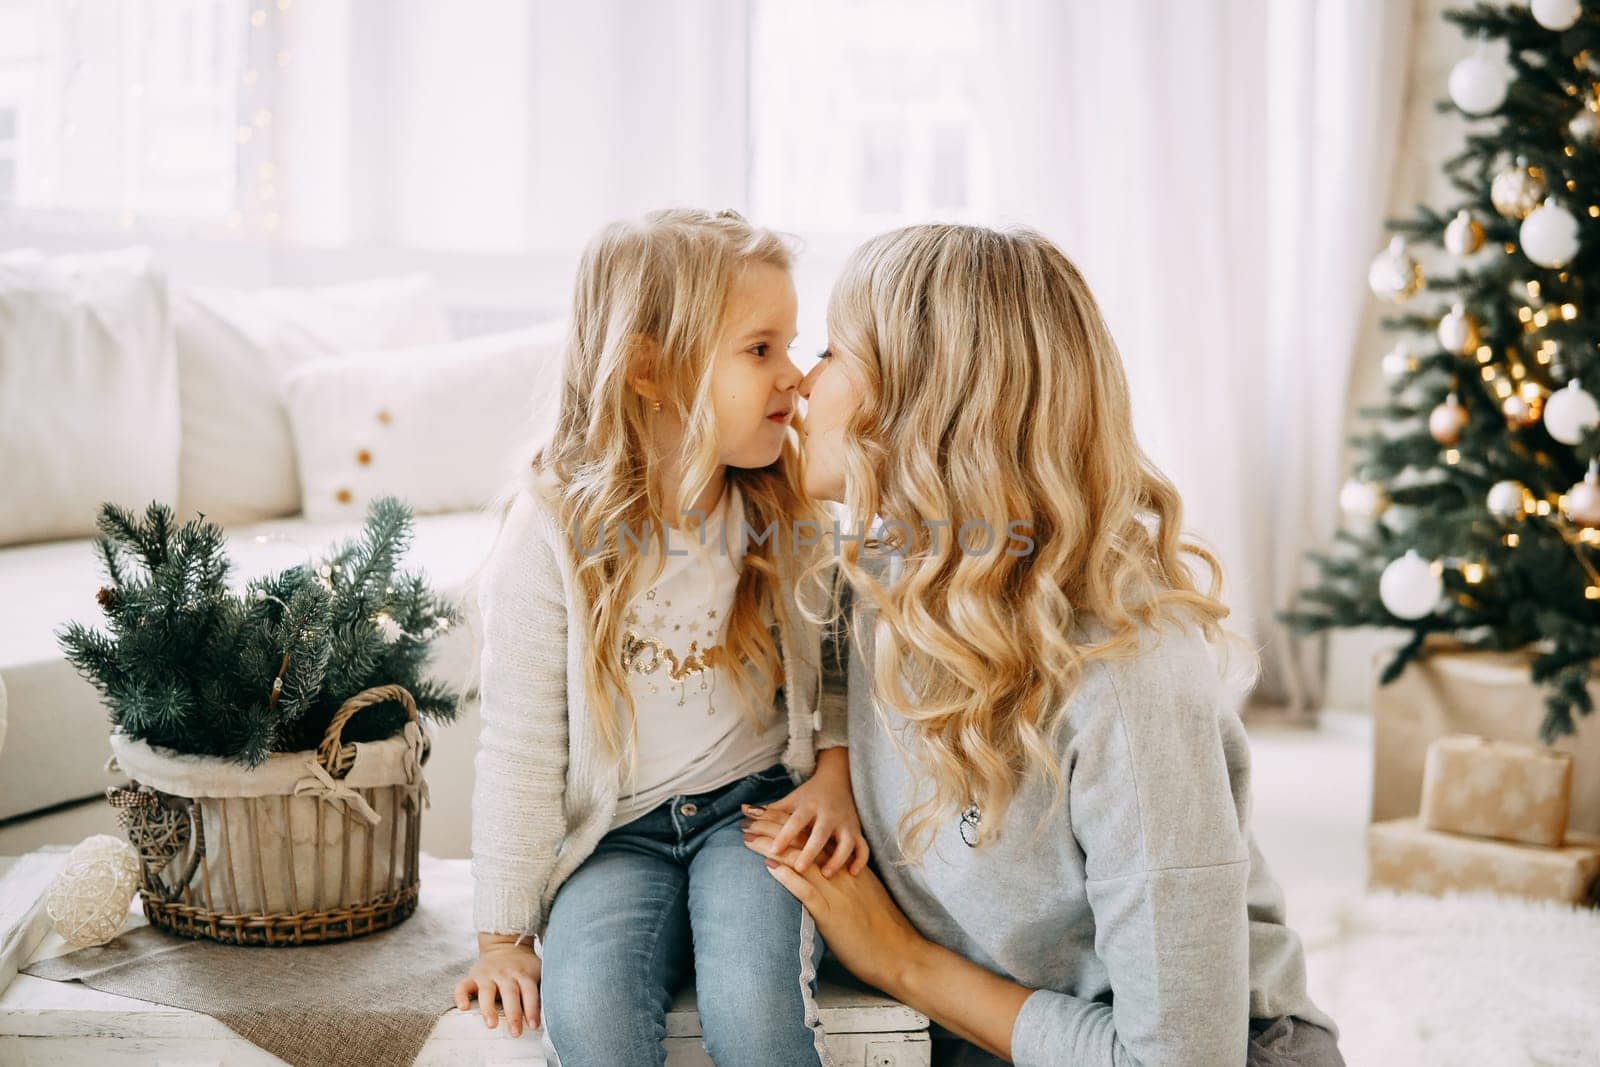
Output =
[{"x1": 1301, "y1": 889, "x2": 1600, "y2": 1066}]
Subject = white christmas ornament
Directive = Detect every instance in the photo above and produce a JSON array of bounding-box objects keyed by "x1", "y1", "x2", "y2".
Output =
[
  {"x1": 1437, "y1": 304, "x2": 1479, "y2": 355},
  {"x1": 1487, "y1": 480, "x2": 1531, "y2": 519},
  {"x1": 1340, "y1": 478, "x2": 1388, "y2": 524},
  {"x1": 1445, "y1": 209, "x2": 1487, "y2": 256},
  {"x1": 1368, "y1": 236, "x2": 1424, "y2": 302},
  {"x1": 45, "y1": 834, "x2": 141, "y2": 948},
  {"x1": 1382, "y1": 341, "x2": 1417, "y2": 382},
  {"x1": 1520, "y1": 198, "x2": 1580, "y2": 268},
  {"x1": 1565, "y1": 460, "x2": 1600, "y2": 527},
  {"x1": 1430, "y1": 393, "x2": 1470, "y2": 445},
  {"x1": 1492, "y1": 161, "x2": 1547, "y2": 219},
  {"x1": 1449, "y1": 52, "x2": 1510, "y2": 115},
  {"x1": 1532, "y1": 0, "x2": 1583, "y2": 31},
  {"x1": 1544, "y1": 380, "x2": 1600, "y2": 443},
  {"x1": 1570, "y1": 106, "x2": 1600, "y2": 146},
  {"x1": 1380, "y1": 550, "x2": 1444, "y2": 620}
]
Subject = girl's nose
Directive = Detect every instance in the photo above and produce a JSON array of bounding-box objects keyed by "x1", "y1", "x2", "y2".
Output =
[{"x1": 775, "y1": 351, "x2": 804, "y2": 393}]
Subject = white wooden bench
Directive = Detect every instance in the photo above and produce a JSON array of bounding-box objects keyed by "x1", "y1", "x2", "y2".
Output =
[{"x1": 0, "y1": 850, "x2": 932, "y2": 1065}]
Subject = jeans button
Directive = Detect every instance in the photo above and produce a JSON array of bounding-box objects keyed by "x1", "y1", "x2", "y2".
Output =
[{"x1": 679, "y1": 802, "x2": 698, "y2": 817}]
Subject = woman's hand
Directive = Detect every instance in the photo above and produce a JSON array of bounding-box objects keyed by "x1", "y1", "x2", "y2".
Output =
[
  {"x1": 740, "y1": 815, "x2": 926, "y2": 997},
  {"x1": 454, "y1": 935, "x2": 542, "y2": 1038},
  {"x1": 739, "y1": 746, "x2": 869, "y2": 878}
]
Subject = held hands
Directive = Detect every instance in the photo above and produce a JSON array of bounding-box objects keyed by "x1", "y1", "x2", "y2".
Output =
[
  {"x1": 739, "y1": 810, "x2": 926, "y2": 998},
  {"x1": 455, "y1": 935, "x2": 541, "y2": 1038},
  {"x1": 738, "y1": 746, "x2": 869, "y2": 878}
]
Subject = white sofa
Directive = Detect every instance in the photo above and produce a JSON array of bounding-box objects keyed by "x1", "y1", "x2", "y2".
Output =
[{"x1": 0, "y1": 250, "x2": 555, "y2": 850}]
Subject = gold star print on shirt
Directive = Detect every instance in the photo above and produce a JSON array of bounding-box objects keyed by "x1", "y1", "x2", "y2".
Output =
[{"x1": 620, "y1": 626, "x2": 730, "y2": 711}]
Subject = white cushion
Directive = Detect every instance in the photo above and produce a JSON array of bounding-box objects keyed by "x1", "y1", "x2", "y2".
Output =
[
  {"x1": 173, "y1": 275, "x2": 451, "y2": 526},
  {"x1": 0, "y1": 247, "x2": 178, "y2": 546},
  {"x1": 0, "y1": 510, "x2": 498, "y2": 822},
  {"x1": 281, "y1": 324, "x2": 565, "y2": 522}
]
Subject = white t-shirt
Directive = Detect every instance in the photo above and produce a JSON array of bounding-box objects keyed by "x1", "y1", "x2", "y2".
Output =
[{"x1": 609, "y1": 482, "x2": 789, "y2": 829}]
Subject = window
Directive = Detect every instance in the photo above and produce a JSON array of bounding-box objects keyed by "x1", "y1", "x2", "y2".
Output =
[
  {"x1": 0, "y1": 0, "x2": 245, "y2": 224},
  {"x1": 749, "y1": 0, "x2": 993, "y2": 238}
]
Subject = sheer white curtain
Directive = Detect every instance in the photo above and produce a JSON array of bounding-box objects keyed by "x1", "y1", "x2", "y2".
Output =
[{"x1": 978, "y1": 0, "x2": 1413, "y2": 713}]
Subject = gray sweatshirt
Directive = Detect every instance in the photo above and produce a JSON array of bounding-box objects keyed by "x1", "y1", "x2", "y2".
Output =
[{"x1": 831, "y1": 566, "x2": 1335, "y2": 1066}]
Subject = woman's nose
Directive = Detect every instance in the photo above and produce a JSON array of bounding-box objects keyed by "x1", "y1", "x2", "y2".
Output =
[{"x1": 798, "y1": 361, "x2": 820, "y2": 399}]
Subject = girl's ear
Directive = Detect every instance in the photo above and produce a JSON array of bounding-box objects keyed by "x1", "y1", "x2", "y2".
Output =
[{"x1": 625, "y1": 334, "x2": 663, "y2": 404}]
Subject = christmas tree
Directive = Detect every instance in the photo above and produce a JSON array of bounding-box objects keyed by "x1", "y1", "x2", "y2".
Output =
[
  {"x1": 58, "y1": 497, "x2": 460, "y2": 766},
  {"x1": 1286, "y1": 0, "x2": 1600, "y2": 743}
]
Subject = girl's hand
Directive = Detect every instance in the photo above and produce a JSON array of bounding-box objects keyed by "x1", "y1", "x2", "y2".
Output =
[
  {"x1": 454, "y1": 939, "x2": 542, "y2": 1038},
  {"x1": 740, "y1": 820, "x2": 927, "y2": 996},
  {"x1": 739, "y1": 747, "x2": 869, "y2": 878}
]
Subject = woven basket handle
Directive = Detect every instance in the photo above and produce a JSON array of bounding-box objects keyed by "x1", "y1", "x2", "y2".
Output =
[{"x1": 316, "y1": 684, "x2": 420, "y2": 779}]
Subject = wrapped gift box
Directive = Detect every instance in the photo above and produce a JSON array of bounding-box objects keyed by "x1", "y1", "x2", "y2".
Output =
[
  {"x1": 1368, "y1": 817, "x2": 1600, "y2": 905},
  {"x1": 1419, "y1": 733, "x2": 1573, "y2": 847},
  {"x1": 1371, "y1": 637, "x2": 1600, "y2": 836}
]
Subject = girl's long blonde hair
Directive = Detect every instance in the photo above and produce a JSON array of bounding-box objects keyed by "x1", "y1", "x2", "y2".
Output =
[
  {"x1": 823, "y1": 223, "x2": 1257, "y2": 862},
  {"x1": 524, "y1": 208, "x2": 825, "y2": 772}
]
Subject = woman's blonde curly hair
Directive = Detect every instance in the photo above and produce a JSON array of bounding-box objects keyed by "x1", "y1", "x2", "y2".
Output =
[{"x1": 818, "y1": 223, "x2": 1257, "y2": 862}]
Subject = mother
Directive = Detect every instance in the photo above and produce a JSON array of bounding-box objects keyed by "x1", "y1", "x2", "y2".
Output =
[{"x1": 740, "y1": 224, "x2": 1341, "y2": 1066}]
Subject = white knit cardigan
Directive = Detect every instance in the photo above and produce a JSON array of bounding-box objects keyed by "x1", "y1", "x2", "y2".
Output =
[{"x1": 469, "y1": 477, "x2": 848, "y2": 939}]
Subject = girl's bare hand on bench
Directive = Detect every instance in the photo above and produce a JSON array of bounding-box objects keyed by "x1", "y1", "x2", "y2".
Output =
[{"x1": 456, "y1": 935, "x2": 542, "y2": 1038}]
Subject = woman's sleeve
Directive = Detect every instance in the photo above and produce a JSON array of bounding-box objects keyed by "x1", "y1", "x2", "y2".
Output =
[
  {"x1": 469, "y1": 494, "x2": 572, "y2": 938},
  {"x1": 1008, "y1": 643, "x2": 1252, "y2": 1067}
]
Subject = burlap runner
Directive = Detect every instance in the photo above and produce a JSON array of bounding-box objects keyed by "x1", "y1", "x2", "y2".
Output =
[{"x1": 22, "y1": 852, "x2": 480, "y2": 1067}]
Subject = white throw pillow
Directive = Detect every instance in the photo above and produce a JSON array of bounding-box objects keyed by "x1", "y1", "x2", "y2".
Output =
[
  {"x1": 0, "y1": 247, "x2": 179, "y2": 546},
  {"x1": 281, "y1": 323, "x2": 567, "y2": 522},
  {"x1": 173, "y1": 274, "x2": 450, "y2": 526}
]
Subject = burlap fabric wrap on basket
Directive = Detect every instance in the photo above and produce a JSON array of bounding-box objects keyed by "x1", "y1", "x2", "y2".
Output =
[{"x1": 104, "y1": 683, "x2": 432, "y2": 946}]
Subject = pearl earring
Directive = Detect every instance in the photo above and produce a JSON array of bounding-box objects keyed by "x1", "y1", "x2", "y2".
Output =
[{"x1": 652, "y1": 400, "x2": 662, "y2": 412}]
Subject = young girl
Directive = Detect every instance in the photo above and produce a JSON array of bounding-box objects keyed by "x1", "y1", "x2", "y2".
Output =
[
  {"x1": 454, "y1": 208, "x2": 866, "y2": 1066},
  {"x1": 743, "y1": 224, "x2": 1342, "y2": 1065}
]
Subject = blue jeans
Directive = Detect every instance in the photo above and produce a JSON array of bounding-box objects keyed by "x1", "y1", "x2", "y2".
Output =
[{"x1": 540, "y1": 763, "x2": 831, "y2": 1066}]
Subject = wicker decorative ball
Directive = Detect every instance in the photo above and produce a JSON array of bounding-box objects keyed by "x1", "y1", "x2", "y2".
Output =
[{"x1": 46, "y1": 834, "x2": 142, "y2": 948}]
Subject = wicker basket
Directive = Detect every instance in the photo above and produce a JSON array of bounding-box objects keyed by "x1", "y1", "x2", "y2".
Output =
[{"x1": 104, "y1": 684, "x2": 432, "y2": 946}]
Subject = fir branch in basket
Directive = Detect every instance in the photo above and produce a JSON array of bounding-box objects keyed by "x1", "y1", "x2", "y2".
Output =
[{"x1": 58, "y1": 498, "x2": 459, "y2": 766}]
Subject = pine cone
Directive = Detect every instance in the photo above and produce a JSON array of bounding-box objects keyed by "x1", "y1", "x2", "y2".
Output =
[{"x1": 96, "y1": 585, "x2": 121, "y2": 612}]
